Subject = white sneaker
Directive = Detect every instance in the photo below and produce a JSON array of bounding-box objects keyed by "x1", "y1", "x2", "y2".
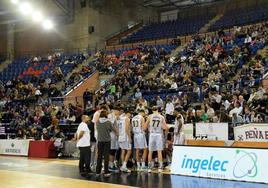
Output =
[
  {"x1": 141, "y1": 167, "x2": 147, "y2": 172},
  {"x1": 158, "y1": 168, "x2": 163, "y2": 173},
  {"x1": 120, "y1": 167, "x2": 131, "y2": 173},
  {"x1": 148, "y1": 168, "x2": 152, "y2": 173},
  {"x1": 165, "y1": 165, "x2": 171, "y2": 171}
]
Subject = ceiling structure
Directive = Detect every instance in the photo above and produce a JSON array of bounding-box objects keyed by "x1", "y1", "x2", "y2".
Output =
[
  {"x1": 0, "y1": 0, "x2": 74, "y2": 26},
  {"x1": 139, "y1": 0, "x2": 223, "y2": 10},
  {"x1": 0, "y1": 0, "x2": 224, "y2": 26}
]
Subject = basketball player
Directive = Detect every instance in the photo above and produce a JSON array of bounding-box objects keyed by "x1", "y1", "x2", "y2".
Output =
[
  {"x1": 107, "y1": 106, "x2": 120, "y2": 172},
  {"x1": 173, "y1": 112, "x2": 185, "y2": 145},
  {"x1": 145, "y1": 106, "x2": 168, "y2": 173},
  {"x1": 132, "y1": 109, "x2": 148, "y2": 171},
  {"x1": 118, "y1": 108, "x2": 132, "y2": 173}
]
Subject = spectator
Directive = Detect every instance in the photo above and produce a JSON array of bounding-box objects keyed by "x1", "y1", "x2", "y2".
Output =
[
  {"x1": 83, "y1": 89, "x2": 93, "y2": 108},
  {"x1": 28, "y1": 127, "x2": 41, "y2": 140},
  {"x1": 16, "y1": 128, "x2": 26, "y2": 139},
  {"x1": 51, "y1": 127, "x2": 66, "y2": 157},
  {"x1": 134, "y1": 88, "x2": 142, "y2": 99},
  {"x1": 41, "y1": 128, "x2": 50, "y2": 140},
  {"x1": 229, "y1": 102, "x2": 243, "y2": 117},
  {"x1": 165, "y1": 99, "x2": 174, "y2": 123}
]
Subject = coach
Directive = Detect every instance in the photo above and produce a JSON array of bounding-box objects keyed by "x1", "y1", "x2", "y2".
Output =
[{"x1": 96, "y1": 110, "x2": 115, "y2": 177}]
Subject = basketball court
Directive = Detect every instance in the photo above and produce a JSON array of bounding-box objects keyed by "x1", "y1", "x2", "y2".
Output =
[{"x1": 0, "y1": 156, "x2": 267, "y2": 188}]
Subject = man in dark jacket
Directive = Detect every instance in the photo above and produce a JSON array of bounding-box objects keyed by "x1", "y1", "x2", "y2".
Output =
[{"x1": 95, "y1": 110, "x2": 115, "y2": 177}]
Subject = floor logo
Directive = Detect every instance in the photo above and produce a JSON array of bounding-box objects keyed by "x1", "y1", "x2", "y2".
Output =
[{"x1": 233, "y1": 149, "x2": 258, "y2": 179}]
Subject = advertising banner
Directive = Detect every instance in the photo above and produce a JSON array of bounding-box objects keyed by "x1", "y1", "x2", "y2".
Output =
[
  {"x1": 171, "y1": 146, "x2": 268, "y2": 183},
  {"x1": 234, "y1": 124, "x2": 268, "y2": 142},
  {"x1": 0, "y1": 139, "x2": 30, "y2": 156},
  {"x1": 196, "y1": 123, "x2": 229, "y2": 141}
]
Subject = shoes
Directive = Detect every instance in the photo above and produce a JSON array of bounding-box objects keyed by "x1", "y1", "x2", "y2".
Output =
[
  {"x1": 95, "y1": 174, "x2": 101, "y2": 177},
  {"x1": 104, "y1": 173, "x2": 111, "y2": 177},
  {"x1": 165, "y1": 165, "x2": 171, "y2": 171},
  {"x1": 147, "y1": 168, "x2": 152, "y2": 173},
  {"x1": 141, "y1": 167, "x2": 147, "y2": 172},
  {"x1": 109, "y1": 166, "x2": 119, "y2": 172},
  {"x1": 57, "y1": 153, "x2": 63, "y2": 158},
  {"x1": 80, "y1": 171, "x2": 87, "y2": 176},
  {"x1": 90, "y1": 164, "x2": 96, "y2": 172},
  {"x1": 120, "y1": 167, "x2": 131, "y2": 173},
  {"x1": 158, "y1": 168, "x2": 163, "y2": 173}
]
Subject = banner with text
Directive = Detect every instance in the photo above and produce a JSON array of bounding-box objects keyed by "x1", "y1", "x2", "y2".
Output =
[
  {"x1": 171, "y1": 146, "x2": 268, "y2": 183},
  {"x1": 196, "y1": 123, "x2": 229, "y2": 141},
  {"x1": 0, "y1": 139, "x2": 30, "y2": 156},
  {"x1": 234, "y1": 124, "x2": 268, "y2": 142}
]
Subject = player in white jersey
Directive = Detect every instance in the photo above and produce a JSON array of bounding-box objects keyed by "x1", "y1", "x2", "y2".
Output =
[
  {"x1": 118, "y1": 109, "x2": 132, "y2": 173},
  {"x1": 145, "y1": 106, "x2": 168, "y2": 173},
  {"x1": 107, "y1": 106, "x2": 120, "y2": 172},
  {"x1": 132, "y1": 109, "x2": 147, "y2": 171},
  {"x1": 173, "y1": 113, "x2": 185, "y2": 145}
]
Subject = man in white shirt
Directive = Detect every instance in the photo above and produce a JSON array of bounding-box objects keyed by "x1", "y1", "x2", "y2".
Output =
[
  {"x1": 165, "y1": 99, "x2": 174, "y2": 123},
  {"x1": 244, "y1": 34, "x2": 252, "y2": 44},
  {"x1": 76, "y1": 115, "x2": 91, "y2": 176},
  {"x1": 170, "y1": 81, "x2": 178, "y2": 89},
  {"x1": 210, "y1": 92, "x2": 222, "y2": 111},
  {"x1": 229, "y1": 102, "x2": 243, "y2": 117},
  {"x1": 156, "y1": 96, "x2": 164, "y2": 110},
  {"x1": 35, "y1": 86, "x2": 42, "y2": 96},
  {"x1": 134, "y1": 88, "x2": 142, "y2": 99}
]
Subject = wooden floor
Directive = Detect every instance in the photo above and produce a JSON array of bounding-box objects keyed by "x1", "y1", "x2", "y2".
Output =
[
  {"x1": 0, "y1": 156, "x2": 134, "y2": 188},
  {"x1": 0, "y1": 170, "x2": 132, "y2": 188}
]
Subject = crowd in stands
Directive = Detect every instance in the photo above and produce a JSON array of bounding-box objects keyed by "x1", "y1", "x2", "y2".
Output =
[
  {"x1": 99, "y1": 23, "x2": 268, "y2": 128},
  {"x1": 0, "y1": 21, "x2": 267, "y2": 146},
  {"x1": 94, "y1": 44, "x2": 176, "y2": 105},
  {"x1": 0, "y1": 43, "x2": 176, "y2": 142}
]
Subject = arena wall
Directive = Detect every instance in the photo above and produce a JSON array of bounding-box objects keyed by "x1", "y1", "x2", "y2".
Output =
[
  {"x1": 12, "y1": 0, "x2": 157, "y2": 57},
  {"x1": 64, "y1": 71, "x2": 100, "y2": 108}
]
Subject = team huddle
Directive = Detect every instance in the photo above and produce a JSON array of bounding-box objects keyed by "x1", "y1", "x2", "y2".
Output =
[{"x1": 77, "y1": 105, "x2": 185, "y2": 176}]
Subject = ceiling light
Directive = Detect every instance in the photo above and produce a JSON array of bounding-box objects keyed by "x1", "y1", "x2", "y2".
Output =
[
  {"x1": 32, "y1": 11, "x2": 44, "y2": 22},
  {"x1": 42, "y1": 19, "x2": 54, "y2": 30},
  {"x1": 19, "y1": 2, "x2": 33, "y2": 16}
]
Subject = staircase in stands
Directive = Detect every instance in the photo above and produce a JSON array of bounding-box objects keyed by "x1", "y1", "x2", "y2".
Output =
[
  {"x1": 0, "y1": 60, "x2": 13, "y2": 72},
  {"x1": 199, "y1": 14, "x2": 224, "y2": 33},
  {"x1": 106, "y1": 22, "x2": 144, "y2": 46},
  {"x1": 120, "y1": 44, "x2": 184, "y2": 103}
]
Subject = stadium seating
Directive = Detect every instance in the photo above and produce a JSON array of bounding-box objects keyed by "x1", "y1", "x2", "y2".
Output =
[
  {"x1": 0, "y1": 54, "x2": 85, "y2": 84},
  {"x1": 121, "y1": 14, "x2": 215, "y2": 44},
  {"x1": 209, "y1": 5, "x2": 268, "y2": 31},
  {"x1": 131, "y1": 29, "x2": 267, "y2": 102}
]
